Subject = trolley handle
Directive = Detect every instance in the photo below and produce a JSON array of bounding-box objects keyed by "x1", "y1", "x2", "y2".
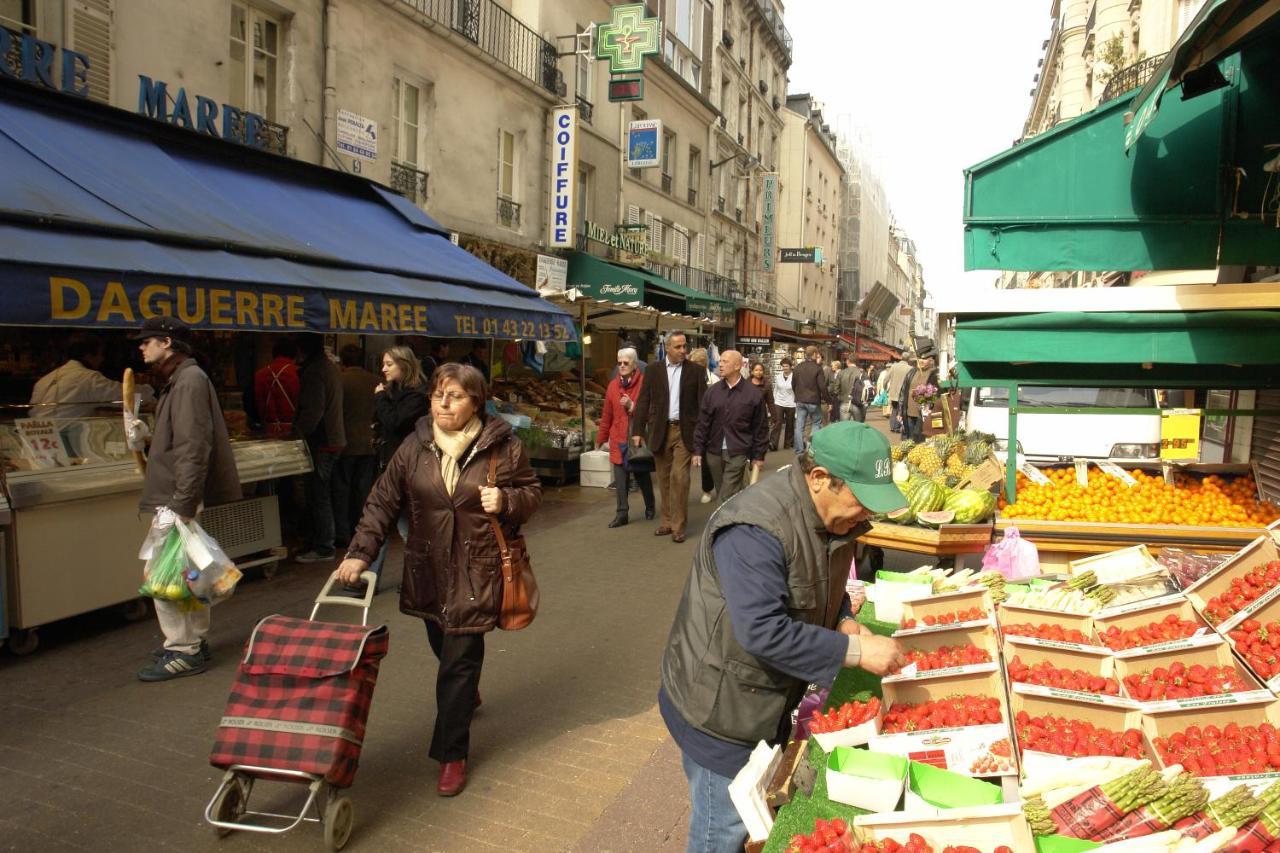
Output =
[{"x1": 311, "y1": 570, "x2": 378, "y2": 625}]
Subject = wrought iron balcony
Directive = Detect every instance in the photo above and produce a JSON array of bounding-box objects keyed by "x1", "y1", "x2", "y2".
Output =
[
  {"x1": 734, "y1": 207, "x2": 743, "y2": 222},
  {"x1": 1, "y1": 25, "x2": 22, "y2": 79},
  {"x1": 717, "y1": 196, "x2": 726, "y2": 213},
  {"x1": 662, "y1": 173, "x2": 673, "y2": 193},
  {"x1": 688, "y1": 188, "x2": 698, "y2": 206},
  {"x1": 722, "y1": 29, "x2": 734, "y2": 48},
  {"x1": 223, "y1": 109, "x2": 290, "y2": 155},
  {"x1": 772, "y1": 96, "x2": 780, "y2": 111},
  {"x1": 576, "y1": 95, "x2": 593, "y2": 125},
  {"x1": 750, "y1": 0, "x2": 793, "y2": 64},
  {"x1": 718, "y1": 116, "x2": 727, "y2": 129},
  {"x1": 497, "y1": 195, "x2": 521, "y2": 228},
  {"x1": 758, "y1": 79, "x2": 768, "y2": 95},
  {"x1": 737, "y1": 132, "x2": 744, "y2": 146},
  {"x1": 645, "y1": 259, "x2": 743, "y2": 306},
  {"x1": 390, "y1": 161, "x2": 429, "y2": 205},
  {"x1": 1101, "y1": 52, "x2": 1168, "y2": 102},
  {"x1": 400, "y1": 0, "x2": 561, "y2": 95}
]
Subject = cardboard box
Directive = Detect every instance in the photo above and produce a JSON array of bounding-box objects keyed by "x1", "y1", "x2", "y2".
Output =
[
  {"x1": 854, "y1": 804, "x2": 1034, "y2": 850},
  {"x1": 809, "y1": 703, "x2": 883, "y2": 752},
  {"x1": 1141, "y1": 700, "x2": 1280, "y2": 785},
  {"x1": 825, "y1": 748, "x2": 906, "y2": 813},
  {"x1": 1184, "y1": 533, "x2": 1280, "y2": 632},
  {"x1": 1068, "y1": 545, "x2": 1161, "y2": 585},
  {"x1": 904, "y1": 762, "x2": 1004, "y2": 812},
  {"x1": 882, "y1": 624, "x2": 1000, "y2": 684},
  {"x1": 1091, "y1": 595, "x2": 1218, "y2": 658},
  {"x1": 1111, "y1": 642, "x2": 1270, "y2": 712},
  {"x1": 866, "y1": 573, "x2": 935, "y2": 623},
  {"x1": 1003, "y1": 640, "x2": 1134, "y2": 709},
  {"x1": 997, "y1": 605, "x2": 1110, "y2": 654},
  {"x1": 897, "y1": 588, "x2": 994, "y2": 637},
  {"x1": 1008, "y1": 692, "x2": 1147, "y2": 779},
  {"x1": 1212, "y1": 589, "x2": 1280, "y2": 693},
  {"x1": 875, "y1": 670, "x2": 1016, "y2": 778}
]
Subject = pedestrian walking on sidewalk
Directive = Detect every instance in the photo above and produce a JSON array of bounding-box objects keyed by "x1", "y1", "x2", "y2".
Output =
[
  {"x1": 688, "y1": 347, "x2": 718, "y2": 504},
  {"x1": 338, "y1": 363, "x2": 541, "y2": 798},
  {"x1": 692, "y1": 351, "x2": 768, "y2": 505},
  {"x1": 597, "y1": 346, "x2": 655, "y2": 527},
  {"x1": 132, "y1": 317, "x2": 241, "y2": 681},
  {"x1": 900, "y1": 353, "x2": 939, "y2": 443},
  {"x1": 770, "y1": 357, "x2": 796, "y2": 451},
  {"x1": 748, "y1": 361, "x2": 774, "y2": 443},
  {"x1": 883, "y1": 356, "x2": 912, "y2": 434},
  {"x1": 294, "y1": 335, "x2": 346, "y2": 562},
  {"x1": 631, "y1": 331, "x2": 707, "y2": 543},
  {"x1": 791, "y1": 346, "x2": 828, "y2": 455},
  {"x1": 332, "y1": 345, "x2": 379, "y2": 549},
  {"x1": 658, "y1": 421, "x2": 908, "y2": 852}
]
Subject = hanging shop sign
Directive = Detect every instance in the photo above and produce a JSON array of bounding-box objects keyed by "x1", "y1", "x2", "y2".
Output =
[
  {"x1": 584, "y1": 220, "x2": 649, "y2": 256},
  {"x1": 15, "y1": 271, "x2": 574, "y2": 340},
  {"x1": 779, "y1": 247, "x2": 817, "y2": 263},
  {"x1": 627, "y1": 119, "x2": 662, "y2": 168},
  {"x1": 536, "y1": 254, "x2": 568, "y2": 292},
  {"x1": 761, "y1": 175, "x2": 778, "y2": 273},
  {"x1": 1160, "y1": 408, "x2": 1202, "y2": 462},
  {"x1": 594, "y1": 4, "x2": 661, "y2": 75},
  {"x1": 616, "y1": 223, "x2": 649, "y2": 266},
  {"x1": 738, "y1": 336, "x2": 771, "y2": 346},
  {"x1": 549, "y1": 105, "x2": 578, "y2": 248},
  {"x1": 335, "y1": 109, "x2": 378, "y2": 161}
]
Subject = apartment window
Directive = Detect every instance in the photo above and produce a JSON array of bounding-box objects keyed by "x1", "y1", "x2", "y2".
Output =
[
  {"x1": 575, "y1": 24, "x2": 592, "y2": 100},
  {"x1": 661, "y1": 130, "x2": 676, "y2": 192},
  {"x1": 576, "y1": 165, "x2": 592, "y2": 236},
  {"x1": 687, "y1": 147, "x2": 701, "y2": 205},
  {"x1": 497, "y1": 129, "x2": 516, "y2": 199},
  {"x1": 229, "y1": 2, "x2": 280, "y2": 121},
  {"x1": 664, "y1": 33, "x2": 677, "y2": 64},
  {"x1": 0, "y1": 0, "x2": 35, "y2": 33},
  {"x1": 392, "y1": 77, "x2": 421, "y2": 166}
]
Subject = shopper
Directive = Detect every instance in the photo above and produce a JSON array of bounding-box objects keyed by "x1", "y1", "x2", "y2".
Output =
[
  {"x1": 337, "y1": 363, "x2": 541, "y2": 797},
  {"x1": 365, "y1": 345, "x2": 432, "y2": 587},
  {"x1": 597, "y1": 347, "x2": 655, "y2": 527},
  {"x1": 901, "y1": 353, "x2": 940, "y2": 443},
  {"x1": 688, "y1": 347, "x2": 718, "y2": 504},
  {"x1": 884, "y1": 356, "x2": 912, "y2": 434},
  {"x1": 462, "y1": 341, "x2": 490, "y2": 382},
  {"x1": 692, "y1": 351, "x2": 768, "y2": 505},
  {"x1": 826, "y1": 359, "x2": 843, "y2": 423},
  {"x1": 31, "y1": 336, "x2": 152, "y2": 418},
  {"x1": 770, "y1": 357, "x2": 796, "y2": 451},
  {"x1": 131, "y1": 317, "x2": 241, "y2": 681},
  {"x1": 791, "y1": 346, "x2": 828, "y2": 455},
  {"x1": 659, "y1": 422, "x2": 908, "y2": 852},
  {"x1": 420, "y1": 340, "x2": 452, "y2": 380},
  {"x1": 333, "y1": 345, "x2": 380, "y2": 548},
  {"x1": 253, "y1": 338, "x2": 300, "y2": 439},
  {"x1": 748, "y1": 361, "x2": 774, "y2": 422},
  {"x1": 631, "y1": 331, "x2": 707, "y2": 544},
  {"x1": 832, "y1": 361, "x2": 865, "y2": 423},
  {"x1": 294, "y1": 335, "x2": 346, "y2": 563}
]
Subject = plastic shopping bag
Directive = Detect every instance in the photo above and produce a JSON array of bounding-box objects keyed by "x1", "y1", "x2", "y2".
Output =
[
  {"x1": 981, "y1": 525, "x2": 1040, "y2": 580},
  {"x1": 872, "y1": 388, "x2": 888, "y2": 408},
  {"x1": 176, "y1": 518, "x2": 242, "y2": 606},
  {"x1": 139, "y1": 524, "x2": 194, "y2": 602}
]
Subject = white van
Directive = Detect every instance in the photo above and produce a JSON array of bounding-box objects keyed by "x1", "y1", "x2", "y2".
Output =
[{"x1": 965, "y1": 386, "x2": 1161, "y2": 462}]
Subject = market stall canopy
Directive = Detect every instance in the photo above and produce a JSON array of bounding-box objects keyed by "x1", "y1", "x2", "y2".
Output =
[
  {"x1": 736, "y1": 308, "x2": 799, "y2": 342},
  {"x1": 963, "y1": 36, "x2": 1280, "y2": 271},
  {"x1": 537, "y1": 288, "x2": 711, "y2": 334},
  {"x1": 848, "y1": 336, "x2": 901, "y2": 363},
  {"x1": 857, "y1": 283, "x2": 900, "y2": 324},
  {"x1": 0, "y1": 80, "x2": 574, "y2": 340},
  {"x1": 566, "y1": 252, "x2": 734, "y2": 318}
]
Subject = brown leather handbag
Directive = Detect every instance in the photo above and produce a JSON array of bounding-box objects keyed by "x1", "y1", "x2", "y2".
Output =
[{"x1": 486, "y1": 452, "x2": 539, "y2": 630}]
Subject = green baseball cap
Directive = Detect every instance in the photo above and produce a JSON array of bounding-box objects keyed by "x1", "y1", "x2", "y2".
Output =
[{"x1": 808, "y1": 422, "x2": 908, "y2": 513}]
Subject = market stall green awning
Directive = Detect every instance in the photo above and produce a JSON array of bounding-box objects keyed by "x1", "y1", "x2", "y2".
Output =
[
  {"x1": 963, "y1": 42, "x2": 1280, "y2": 271},
  {"x1": 565, "y1": 252, "x2": 734, "y2": 315},
  {"x1": 954, "y1": 310, "x2": 1280, "y2": 388}
]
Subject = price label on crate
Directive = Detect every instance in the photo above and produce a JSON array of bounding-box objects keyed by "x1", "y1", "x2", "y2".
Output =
[
  {"x1": 1096, "y1": 459, "x2": 1138, "y2": 487},
  {"x1": 14, "y1": 419, "x2": 71, "y2": 469},
  {"x1": 1074, "y1": 460, "x2": 1089, "y2": 487},
  {"x1": 1019, "y1": 461, "x2": 1052, "y2": 486}
]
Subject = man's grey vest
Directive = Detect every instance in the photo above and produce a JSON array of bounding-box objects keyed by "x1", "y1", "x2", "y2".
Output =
[{"x1": 660, "y1": 464, "x2": 866, "y2": 746}]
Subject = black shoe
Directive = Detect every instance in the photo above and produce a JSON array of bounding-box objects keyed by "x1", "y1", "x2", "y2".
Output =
[
  {"x1": 644, "y1": 507, "x2": 655, "y2": 520},
  {"x1": 608, "y1": 514, "x2": 629, "y2": 528}
]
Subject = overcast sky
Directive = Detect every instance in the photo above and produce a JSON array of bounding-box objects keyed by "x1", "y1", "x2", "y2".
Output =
[{"x1": 785, "y1": 1, "x2": 1052, "y2": 300}]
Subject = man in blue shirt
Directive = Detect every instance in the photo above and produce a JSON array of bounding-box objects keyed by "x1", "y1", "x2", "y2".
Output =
[{"x1": 658, "y1": 422, "x2": 908, "y2": 852}]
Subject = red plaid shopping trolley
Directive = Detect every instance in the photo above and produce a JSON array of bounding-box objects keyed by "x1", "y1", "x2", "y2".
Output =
[{"x1": 204, "y1": 571, "x2": 388, "y2": 851}]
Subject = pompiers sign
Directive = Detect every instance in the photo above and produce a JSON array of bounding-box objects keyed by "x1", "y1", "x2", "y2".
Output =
[
  {"x1": 761, "y1": 175, "x2": 778, "y2": 273},
  {"x1": 549, "y1": 106, "x2": 578, "y2": 248}
]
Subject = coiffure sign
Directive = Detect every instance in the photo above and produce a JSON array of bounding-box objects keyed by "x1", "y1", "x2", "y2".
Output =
[{"x1": 549, "y1": 105, "x2": 578, "y2": 248}]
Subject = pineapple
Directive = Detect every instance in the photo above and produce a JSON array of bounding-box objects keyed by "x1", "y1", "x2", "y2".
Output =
[
  {"x1": 891, "y1": 441, "x2": 914, "y2": 463},
  {"x1": 931, "y1": 472, "x2": 949, "y2": 487},
  {"x1": 905, "y1": 442, "x2": 929, "y2": 468},
  {"x1": 916, "y1": 445, "x2": 944, "y2": 476},
  {"x1": 946, "y1": 452, "x2": 966, "y2": 477}
]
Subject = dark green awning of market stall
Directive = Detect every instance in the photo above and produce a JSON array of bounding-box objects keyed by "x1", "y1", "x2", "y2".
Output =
[
  {"x1": 963, "y1": 40, "x2": 1280, "y2": 272},
  {"x1": 954, "y1": 310, "x2": 1280, "y2": 388},
  {"x1": 565, "y1": 252, "x2": 734, "y2": 314}
]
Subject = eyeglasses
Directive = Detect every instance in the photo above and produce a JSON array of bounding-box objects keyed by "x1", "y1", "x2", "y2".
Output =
[
  {"x1": 618, "y1": 361, "x2": 633, "y2": 366},
  {"x1": 431, "y1": 391, "x2": 471, "y2": 406}
]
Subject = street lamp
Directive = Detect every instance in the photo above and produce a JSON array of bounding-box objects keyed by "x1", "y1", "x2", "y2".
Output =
[{"x1": 708, "y1": 153, "x2": 760, "y2": 174}]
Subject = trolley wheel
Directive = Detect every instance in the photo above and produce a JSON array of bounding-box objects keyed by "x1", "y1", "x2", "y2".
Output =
[
  {"x1": 260, "y1": 561, "x2": 279, "y2": 579},
  {"x1": 121, "y1": 598, "x2": 150, "y2": 622},
  {"x1": 7, "y1": 629, "x2": 38, "y2": 656},
  {"x1": 211, "y1": 777, "x2": 246, "y2": 837},
  {"x1": 323, "y1": 796, "x2": 354, "y2": 851}
]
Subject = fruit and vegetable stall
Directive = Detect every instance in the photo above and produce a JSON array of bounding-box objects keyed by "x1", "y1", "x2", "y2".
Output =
[{"x1": 742, "y1": 522, "x2": 1280, "y2": 853}]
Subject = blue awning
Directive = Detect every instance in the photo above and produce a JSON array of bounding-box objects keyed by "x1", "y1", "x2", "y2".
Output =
[{"x1": 0, "y1": 81, "x2": 574, "y2": 340}]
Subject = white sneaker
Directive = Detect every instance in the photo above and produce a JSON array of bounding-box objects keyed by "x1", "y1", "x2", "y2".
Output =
[{"x1": 700, "y1": 493, "x2": 713, "y2": 504}]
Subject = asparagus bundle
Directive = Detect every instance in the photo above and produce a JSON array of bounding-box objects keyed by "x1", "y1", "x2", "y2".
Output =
[
  {"x1": 1093, "y1": 771, "x2": 1209, "y2": 841},
  {"x1": 1025, "y1": 763, "x2": 1168, "y2": 838},
  {"x1": 1173, "y1": 785, "x2": 1265, "y2": 842},
  {"x1": 1219, "y1": 782, "x2": 1280, "y2": 853},
  {"x1": 975, "y1": 571, "x2": 1007, "y2": 603}
]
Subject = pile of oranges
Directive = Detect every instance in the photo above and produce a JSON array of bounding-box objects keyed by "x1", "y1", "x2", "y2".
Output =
[{"x1": 998, "y1": 469, "x2": 1280, "y2": 528}]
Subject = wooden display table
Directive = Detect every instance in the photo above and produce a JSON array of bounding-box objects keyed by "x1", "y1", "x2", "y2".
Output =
[
  {"x1": 994, "y1": 516, "x2": 1267, "y2": 570},
  {"x1": 858, "y1": 521, "x2": 994, "y2": 557}
]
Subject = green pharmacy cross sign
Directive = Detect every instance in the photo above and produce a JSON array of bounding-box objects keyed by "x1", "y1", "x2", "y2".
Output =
[{"x1": 595, "y1": 4, "x2": 661, "y2": 75}]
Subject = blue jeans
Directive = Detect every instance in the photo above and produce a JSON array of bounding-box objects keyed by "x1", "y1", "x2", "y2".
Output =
[
  {"x1": 305, "y1": 450, "x2": 340, "y2": 553},
  {"x1": 367, "y1": 514, "x2": 411, "y2": 585},
  {"x1": 681, "y1": 753, "x2": 747, "y2": 853},
  {"x1": 794, "y1": 402, "x2": 822, "y2": 455}
]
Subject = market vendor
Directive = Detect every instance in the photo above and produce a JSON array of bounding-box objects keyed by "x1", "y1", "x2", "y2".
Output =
[
  {"x1": 658, "y1": 420, "x2": 908, "y2": 853},
  {"x1": 30, "y1": 335, "x2": 154, "y2": 418}
]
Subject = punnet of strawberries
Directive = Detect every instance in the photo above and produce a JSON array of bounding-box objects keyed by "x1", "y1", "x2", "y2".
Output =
[
  {"x1": 808, "y1": 697, "x2": 881, "y2": 734},
  {"x1": 1097, "y1": 613, "x2": 1202, "y2": 651},
  {"x1": 891, "y1": 644, "x2": 992, "y2": 674},
  {"x1": 901, "y1": 607, "x2": 985, "y2": 629},
  {"x1": 1001, "y1": 622, "x2": 1091, "y2": 645},
  {"x1": 787, "y1": 817, "x2": 855, "y2": 853},
  {"x1": 881, "y1": 695, "x2": 1003, "y2": 733},
  {"x1": 1122, "y1": 661, "x2": 1250, "y2": 701},
  {"x1": 853, "y1": 836, "x2": 1012, "y2": 853},
  {"x1": 1201, "y1": 560, "x2": 1280, "y2": 625},
  {"x1": 1006, "y1": 655, "x2": 1121, "y2": 695},
  {"x1": 1226, "y1": 618, "x2": 1280, "y2": 680},
  {"x1": 1151, "y1": 721, "x2": 1280, "y2": 777},
  {"x1": 1015, "y1": 711, "x2": 1145, "y2": 758}
]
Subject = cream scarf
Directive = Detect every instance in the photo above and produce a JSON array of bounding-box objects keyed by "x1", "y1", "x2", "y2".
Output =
[{"x1": 433, "y1": 416, "x2": 483, "y2": 496}]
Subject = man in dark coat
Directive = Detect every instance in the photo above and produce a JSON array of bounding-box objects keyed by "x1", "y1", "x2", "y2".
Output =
[
  {"x1": 294, "y1": 335, "x2": 346, "y2": 562},
  {"x1": 630, "y1": 331, "x2": 707, "y2": 543}
]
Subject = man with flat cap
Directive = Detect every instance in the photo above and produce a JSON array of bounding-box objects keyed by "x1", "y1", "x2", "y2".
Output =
[
  {"x1": 658, "y1": 421, "x2": 908, "y2": 852},
  {"x1": 130, "y1": 317, "x2": 241, "y2": 682}
]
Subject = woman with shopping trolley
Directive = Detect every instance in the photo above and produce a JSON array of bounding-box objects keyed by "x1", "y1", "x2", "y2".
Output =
[{"x1": 337, "y1": 362, "x2": 542, "y2": 797}]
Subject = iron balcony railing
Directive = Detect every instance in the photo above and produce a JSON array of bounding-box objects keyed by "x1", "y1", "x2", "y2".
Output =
[
  {"x1": 497, "y1": 195, "x2": 521, "y2": 228},
  {"x1": 662, "y1": 173, "x2": 673, "y2": 193},
  {"x1": 400, "y1": 0, "x2": 562, "y2": 95},
  {"x1": 734, "y1": 207, "x2": 743, "y2": 222},
  {"x1": 390, "y1": 161, "x2": 429, "y2": 205},
  {"x1": 646, "y1": 260, "x2": 743, "y2": 305},
  {"x1": 1102, "y1": 52, "x2": 1169, "y2": 102},
  {"x1": 717, "y1": 196, "x2": 726, "y2": 213},
  {"x1": 576, "y1": 95, "x2": 593, "y2": 124},
  {"x1": 688, "y1": 187, "x2": 698, "y2": 206},
  {"x1": 750, "y1": 0, "x2": 793, "y2": 63}
]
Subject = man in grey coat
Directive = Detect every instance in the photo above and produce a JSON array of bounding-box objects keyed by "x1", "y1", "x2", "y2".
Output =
[
  {"x1": 294, "y1": 334, "x2": 346, "y2": 562},
  {"x1": 131, "y1": 317, "x2": 241, "y2": 681}
]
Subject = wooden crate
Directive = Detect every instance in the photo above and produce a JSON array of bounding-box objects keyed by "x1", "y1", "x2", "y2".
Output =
[
  {"x1": 994, "y1": 516, "x2": 1266, "y2": 556},
  {"x1": 860, "y1": 521, "x2": 995, "y2": 557}
]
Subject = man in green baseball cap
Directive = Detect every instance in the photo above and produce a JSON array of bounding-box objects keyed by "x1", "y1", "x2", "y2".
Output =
[{"x1": 659, "y1": 420, "x2": 906, "y2": 852}]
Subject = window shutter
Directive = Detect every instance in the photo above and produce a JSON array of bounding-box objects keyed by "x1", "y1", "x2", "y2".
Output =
[
  {"x1": 693, "y1": 233, "x2": 705, "y2": 269},
  {"x1": 650, "y1": 218, "x2": 663, "y2": 254},
  {"x1": 674, "y1": 225, "x2": 689, "y2": 265},
  {"x1": 628, "y1": 204, "x2": 640, "y2": 225},
  {"x1": 66, "y1": 0, "x2": 112, "y2": 103}
]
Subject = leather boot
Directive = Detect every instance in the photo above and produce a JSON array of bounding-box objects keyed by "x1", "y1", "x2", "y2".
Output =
[
  {"x1": 437, "y1": 759, "x2": 467, "y2": 796},
  {"x1": 608, "y1": 514, "x2": 628, "y2": 528}
]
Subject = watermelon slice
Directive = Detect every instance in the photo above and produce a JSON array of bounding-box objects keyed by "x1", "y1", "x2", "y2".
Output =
[
  {"x1": 886, "y1": 506, "x2": 914, "y2": 524},
  {"x1": 917, "y1": 510, "x2": 956, "y2": 528}
]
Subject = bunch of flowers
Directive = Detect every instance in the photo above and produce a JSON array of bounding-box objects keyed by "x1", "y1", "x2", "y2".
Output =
[{"x1": 911, "y1": 383, "x2": 939, "y2": 410}]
